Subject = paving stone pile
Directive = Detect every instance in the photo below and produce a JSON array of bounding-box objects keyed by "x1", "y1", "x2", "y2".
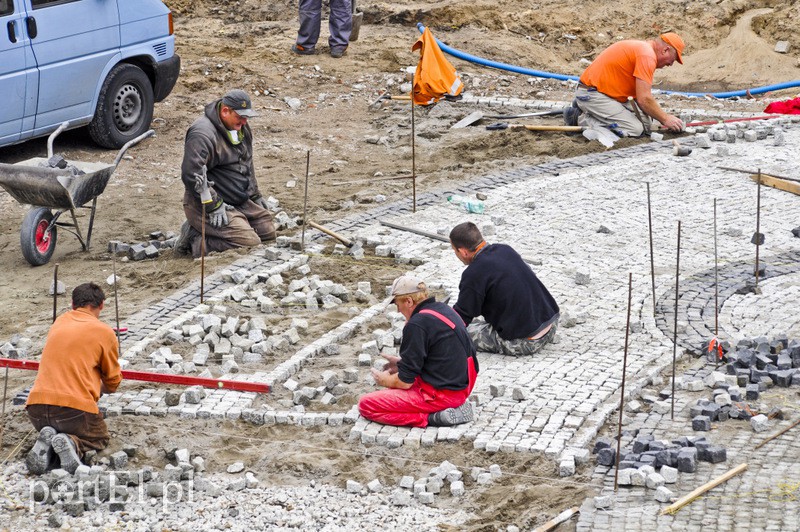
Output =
[
  {"x1": 0, "y1": 333, "x2": 32, "y2": 360},
  {"x1": 346, "y1": 460, "x2": 503, "y2": 506},
  {"x1": 3, "y1": 447, "x2": 472, "y2": 530}
]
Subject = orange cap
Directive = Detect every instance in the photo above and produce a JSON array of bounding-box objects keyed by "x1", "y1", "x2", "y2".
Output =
[{"x1": 660, "y1": 33, "x2": 685, "y2": 64}]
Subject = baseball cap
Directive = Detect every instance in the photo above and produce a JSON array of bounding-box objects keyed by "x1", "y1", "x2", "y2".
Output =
[
  {"x1": 660, "y1": 33, "x2": 684, "y2": 64},
  {"x1": 390, "y1": 275, "x2": 426, "y2": 303},
  {"x1": 221, "y1": 89, "x2": 259, "y2": 117}
]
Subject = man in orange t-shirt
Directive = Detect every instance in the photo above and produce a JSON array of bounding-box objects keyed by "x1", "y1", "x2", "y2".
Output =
[
  {"x1": 26, "y1": 282, "x2": 121, "y2": 474},
  {"x1": 564, "y1": 33, "x2": 686, "y2": 137}
]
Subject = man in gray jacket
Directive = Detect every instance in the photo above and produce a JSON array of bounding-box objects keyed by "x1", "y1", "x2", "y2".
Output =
[{"x1": 176, "y1": 89, "x2": 276, "y2": 257}]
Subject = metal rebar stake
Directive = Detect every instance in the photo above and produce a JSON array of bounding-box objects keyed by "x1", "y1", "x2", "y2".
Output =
[
  {"x1": 302, "y1": 150, "x2": 310, "y2": 251},
  {"x1": 112, "y1": 245, "x2": 121, "y2": 349},
  {"x1": 411, "y1": 74, "x2": 416, "y2": 213},
  {"x1": 647, "y1": 182, "x2": 656, "y2": 316},
  {"x1": 0, "y1": 366, "x2": 7, "y2": 448},
  {"x1": 200, "y1": 204, "x2": 206, "y2": 304},
  {"x1": 714, "y1": 198, "x2": 720, "y2": 368},
  {"x1": 714, "y1": 199, "x2": 719, "y2": 338},
  {"x1": 614, "y1": 272, "x2": 633, "y2": 492},
  {"x1": 671, "y1": 220, "x2": 681, "y2": 420},
  {"x1": 755, "y1": 170, "x2": 762, "y2": 289},
  {"x1": 52, "y1": 263, "x2": 59, "y2": 323}
]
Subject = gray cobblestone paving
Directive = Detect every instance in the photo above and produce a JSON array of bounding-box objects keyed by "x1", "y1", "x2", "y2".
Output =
[
  {"x1": 575, "y1": 379, "x2": 800, "y2": 531},
  {"x1": 78, "y1": 113, "x2": 800, "y2": 529}
]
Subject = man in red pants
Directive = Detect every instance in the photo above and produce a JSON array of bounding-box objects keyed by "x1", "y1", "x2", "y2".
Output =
[{"x1": 358, "y1": 276, "x2": 478, "y2": 427}]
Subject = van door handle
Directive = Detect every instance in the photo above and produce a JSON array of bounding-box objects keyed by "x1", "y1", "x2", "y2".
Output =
[
  {"x1": 25, "y1": 16, "x2": 37, "y2": 39},
  {"x1": 6, "y1": 20, "x2": 16, "y2": 43}
]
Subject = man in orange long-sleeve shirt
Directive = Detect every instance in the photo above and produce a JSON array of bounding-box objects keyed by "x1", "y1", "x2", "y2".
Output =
[
  {"x1": 564, "y1": 33, "x2": 686, "y2": 136},
  {"x1": 26, "y1": 282, "x2": 121, "y2": 475}
]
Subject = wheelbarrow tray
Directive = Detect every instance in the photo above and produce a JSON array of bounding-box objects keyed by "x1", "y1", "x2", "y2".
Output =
[{"x1": 0, "y1": 159, "x2": 113, "y2": 211}]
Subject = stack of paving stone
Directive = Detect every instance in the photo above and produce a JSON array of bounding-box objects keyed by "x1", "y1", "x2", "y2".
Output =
[
  {"x1": 594, "y1": 433, "x2": 728, "y2": 501},
  {"x1": 108, "y1": 230, "x2": 176, "y2": 261},
  {"x1": 143, "y1": 306, "x2": 308, "y2": 376},
  {"x1": 29, "y1": 445, "x2": 269, "y2": 517},
  {"x1": 381, "y1": 461, "x2": 500, "y2": 506},
  {"x1": 234, "y1": 269, "x2": 354, "y2": 311},
  {"x1": 0, "y1": 333, "x2": 32, "y2": 359},
  {"x1": 719, "y1": 336, "x2": 800, "y2": 387}
]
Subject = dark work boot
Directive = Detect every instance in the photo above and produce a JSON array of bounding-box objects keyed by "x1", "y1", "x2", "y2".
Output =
[
  {"x1": 427, "y1": 403, "x2": 474, "y2": 427},
  {"x1": 563, "y1": 105, "x2": 581, "y2": 127},
  {"x1": 51, "y1": 433, "x2": 81, "y2": 474},
  {"x1": 26, "y1": 426, "x2": 57, "y2": 475},
  {"x1": 174, "y1": 221, "x2": 198, "y2": 256}
]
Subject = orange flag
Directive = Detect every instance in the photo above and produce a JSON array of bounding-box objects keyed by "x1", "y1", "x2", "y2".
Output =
[{"x1": 411, "y1": 28, "x2": 464, "y2": 106}]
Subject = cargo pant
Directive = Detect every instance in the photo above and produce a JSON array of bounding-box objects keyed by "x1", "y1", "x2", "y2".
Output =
[
  {"x1": 468, "y1": 320, "x2": 558, "y2": 357},
  {"x1": 183, "y1": 191, "x2": 276, "y2": 258},
  {"x1": 358, "y1": 357, "x2": 478, "y2": 427},
  {"x1": 295, "y1": 0, "x2": 352, "y2": 52},
  {"x1": 27, "y1": 404, "x2": 110, "y2": 458},
  {"x1": 575, "y1": 85, "x2": 652, "y2": 137}
]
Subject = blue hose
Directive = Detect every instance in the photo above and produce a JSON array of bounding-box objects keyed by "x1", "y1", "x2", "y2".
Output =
[{"x1": 416, "y1": 23, "x2": 800, "y2": 99}]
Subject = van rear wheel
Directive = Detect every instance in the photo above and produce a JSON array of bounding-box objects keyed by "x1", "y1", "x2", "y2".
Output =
[{"x1": 88, "y1": 64, "x2": 154, "y2": 149}]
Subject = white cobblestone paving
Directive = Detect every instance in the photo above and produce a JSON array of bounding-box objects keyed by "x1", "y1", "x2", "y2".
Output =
[{"x1": 88, "y1": 117, "x2": 800, "y2": 529}]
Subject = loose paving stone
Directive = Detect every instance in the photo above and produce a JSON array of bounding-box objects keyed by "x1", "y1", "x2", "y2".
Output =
[
  {"x1": 655, "y1": 485, "x2": 674, "y2": 503},
  {"x1": 750, "y1": 414, "x2": 769, "y2": 433}
]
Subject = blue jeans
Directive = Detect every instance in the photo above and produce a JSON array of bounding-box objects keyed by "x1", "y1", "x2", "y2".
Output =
[{"x1": 296, "y1": 0, "x2": 352, "y2": 50}]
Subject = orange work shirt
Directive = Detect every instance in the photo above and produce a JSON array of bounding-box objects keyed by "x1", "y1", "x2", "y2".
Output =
[
  {"x1": 579, "y1": 40, "x2": 656, "y2": 102},
  {"x1": 27, "y1": 308, "x2": 121, "y2": 414}
]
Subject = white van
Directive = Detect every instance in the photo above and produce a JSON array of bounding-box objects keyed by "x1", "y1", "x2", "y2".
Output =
[{"x1": 0, "y1": 0, "x2": 180, "y2": 149}]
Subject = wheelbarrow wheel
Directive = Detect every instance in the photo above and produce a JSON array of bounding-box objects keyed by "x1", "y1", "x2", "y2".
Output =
[
  {"x1": 20, "y1": 208, "x2": 58, "y2": 266},
  {"x1": 88, "y1": 63, "x2": 154, "y2": 149}
]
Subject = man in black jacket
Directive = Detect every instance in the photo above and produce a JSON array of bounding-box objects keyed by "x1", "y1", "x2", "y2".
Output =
[
  {"x1": 358, "y1": 276, "x2": 478, "y2": 427},
  {"x1": 450, "y1": 222, "x2": 560, "y2": 356},
  {"x1": 175, "y1": 89, "x2": 276, "y2": 257}
]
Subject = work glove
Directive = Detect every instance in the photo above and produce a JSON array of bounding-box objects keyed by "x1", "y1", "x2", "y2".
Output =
[
  {"x1": 207, "y1": 203, "x2": 233, "y2": 229},
  {"x1": 193, "y1": 165, "x2": 213, "y2": 204},
  {"x1": 251, "y1": 194, "x2": 270, "y2": 210}
]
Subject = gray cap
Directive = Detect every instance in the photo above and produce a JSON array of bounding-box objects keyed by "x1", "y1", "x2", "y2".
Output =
[
  {"x1": 221, "y1": 89, "x2": 258, "y2": 118},
  {"x1": 390, "y1": 275, "x2": 426, "y2": 302}
]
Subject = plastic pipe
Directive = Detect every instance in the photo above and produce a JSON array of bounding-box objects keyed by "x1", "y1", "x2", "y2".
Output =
[{"x1": 416, "y1": 23, "x2": 800, "y2": 99}]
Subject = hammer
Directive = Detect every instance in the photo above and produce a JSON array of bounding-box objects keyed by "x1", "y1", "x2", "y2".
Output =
[{"x1": 627, "y1": 96, "x2": 651, "y2": 135}]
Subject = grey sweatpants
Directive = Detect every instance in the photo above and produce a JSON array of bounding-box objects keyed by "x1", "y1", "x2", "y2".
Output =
[
  {"x1": 296, "y1": 0, "x2": 352, "y2": 50},
  {"x1": 575, "y1": 86, "x2": 652, "y2": 137}
]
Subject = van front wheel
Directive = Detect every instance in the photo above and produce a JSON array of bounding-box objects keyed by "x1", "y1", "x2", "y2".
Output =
[{"x1": 88, "y1": 64, "x2": 154, "y2": 149}]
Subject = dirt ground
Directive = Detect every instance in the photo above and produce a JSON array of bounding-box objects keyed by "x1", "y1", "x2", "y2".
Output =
[{"x1": 1, "y1": 0, "x2": 799, "y2": 528}]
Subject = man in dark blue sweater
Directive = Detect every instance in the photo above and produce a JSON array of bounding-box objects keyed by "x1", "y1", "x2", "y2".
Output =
[{"x1": 450, "y1": 222, "x2": 560, "y2": 356}]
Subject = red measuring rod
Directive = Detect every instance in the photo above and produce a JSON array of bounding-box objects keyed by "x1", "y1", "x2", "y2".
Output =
[{"x1": 0, "y1": 358, "x2": 270, "y2": 394}]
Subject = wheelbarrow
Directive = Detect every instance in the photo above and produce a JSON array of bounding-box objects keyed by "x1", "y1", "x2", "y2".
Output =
[{"x1": 0, "y1": 122, "x2": 155, "y2": 266}]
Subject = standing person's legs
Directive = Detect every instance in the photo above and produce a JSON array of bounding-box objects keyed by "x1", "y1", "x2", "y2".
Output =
[
  {"x1": 236, "y1": 199, "x2": 277, "y2": 242},
  {"x1": 328, "y1": 0, "x2": 352, "y2": 52},
  {"x1": 575, "y1": 87, "x2": 645, "y2": 137},
  {"x1": 296, "y1": 0, "x2": 322, "y2": 51}
]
